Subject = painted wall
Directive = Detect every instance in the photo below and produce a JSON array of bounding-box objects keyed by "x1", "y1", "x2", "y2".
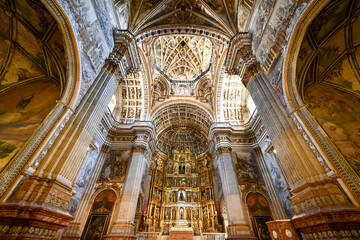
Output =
[
  {"x1": 68, "y1": 139, "x2": 102, "y2": 215},
  {"x1": 97, "y1": 149, "x2": 131, "y2": 182}
]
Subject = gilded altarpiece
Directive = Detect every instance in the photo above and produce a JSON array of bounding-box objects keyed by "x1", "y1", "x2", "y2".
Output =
[{"x1": 142, "y1": 149, "x2": 217, "y2": 235}]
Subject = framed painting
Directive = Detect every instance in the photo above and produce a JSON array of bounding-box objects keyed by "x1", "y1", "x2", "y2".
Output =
[
  {"x1": 253, "y1": 216, "x2": 272, "y2": 240},
  {"x1": 81, "y1": 214, "x2": 110, "y2": 240}
]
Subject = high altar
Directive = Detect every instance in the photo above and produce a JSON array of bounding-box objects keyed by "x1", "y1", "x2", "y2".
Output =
[{"x1": 142, "y1": 149, "x2": 217, "y2": 237}]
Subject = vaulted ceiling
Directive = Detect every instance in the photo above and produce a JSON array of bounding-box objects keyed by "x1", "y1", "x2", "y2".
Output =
[
  {"x1": 111, "y1": 0, "x2": 259, "y2": 154},
  {"x1": 125, "y1": 0, "x2": 256, "y2": 37}
]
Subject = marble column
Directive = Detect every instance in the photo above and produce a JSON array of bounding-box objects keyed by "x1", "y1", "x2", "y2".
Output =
[
  {"x1": 225, "y1": 34, "x2": 360, "y2": 238},
  {"x1": 105, "y1": 134, "x2": 150, "y2": 240},
  {"x1": 214, "y1": 136, "x2": 254, "y2": 240}
]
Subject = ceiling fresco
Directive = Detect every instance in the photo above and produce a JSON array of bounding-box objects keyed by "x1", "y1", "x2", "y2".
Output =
[
  {"x1": 153, "y1": 35, "x2": 213, "y2": 82},
  {"x1": 297, "y1": 0, "x2": 360, "y2": 99},
  {"x1": 0, "y1": 0, "x2": 66, "y2": 91},
  {"x1": 0, "y1": 0, "x2": 66, "y2": 171},
  {"x1": 297, "y1": 0, "x2": 360, "y2": 176}
]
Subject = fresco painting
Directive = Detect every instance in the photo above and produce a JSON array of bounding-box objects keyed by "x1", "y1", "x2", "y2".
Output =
[
  {"x1": 68, "y1": 140, "x2": 102, "y2": 215},
  {"x1": 98, "y1": 149, "x2": 131, "y2": 182},
  {"x1": 92, "y1": 190, "x2": 116, "y2": 213},
  {"x1": 253, "y1": 216, "x2": 272, "y2": 240},
  {"x1": 0, "y1": 80, "x2": 60, "y2": 172},
  {"x1": 262, "y1": 141, "x2": 294, "y2": 218},
  {"x1": 81, "y1": 214, "x2": 109, "y2": 240},
  {"x1": 234, "y1": 151, "x2": 263, "y2": 185},
  {"x1": 306, "y1": 84, "x2": 360, "y2": 177},
  {"x1": 237, "y1": 6, "x2": 249, "y2": 32},
  {"x1": 252, "y1": 0, "x2": 275, "y2": 49},
  {"x1": 81, "y1": 190, "x2": 116, "y2": 239}
]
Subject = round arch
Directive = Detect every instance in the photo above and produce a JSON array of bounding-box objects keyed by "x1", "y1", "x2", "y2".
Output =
[{"x1": 282, "y1": 0, "x2": 360, "y2": 202}]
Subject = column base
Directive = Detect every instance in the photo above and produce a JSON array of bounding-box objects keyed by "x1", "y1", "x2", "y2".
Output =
[
  {"x1": 0, "y1": 203, "x2": 74, "y2": 239},
  {"x1": 291, "y1": 209, "x2": 360, "y2": 239},
  {"x1": 105, "y1": 221, "x2": 136, "y2": 240},
  {"x1": 226, "y1": 224, "x2": 255, "y2": 240}
]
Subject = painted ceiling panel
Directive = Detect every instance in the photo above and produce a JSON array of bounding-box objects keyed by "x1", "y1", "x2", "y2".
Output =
[
  {"x1": 0, "y1": 0, "x2": 66, "y2": 89},
  {"x1": 298, "y1": 0, "x2": 360, "y2": 99},
  {"x1": 16, "y1": 22, "x2": 46, "y2": 70},
  {"x1": 0, "y1": 9, "x2": 10, "y2": 39},
  {"x1": 310, "y1": 0, "x2": 349, "y2": 44},
  {"x1": 3, "y1": 49, "x2": 45, "y2": 85},
  {"x1": 352, "y1": 17, "x2": 360, "y2": 45},
  {"x1": 317, "y1": 28, "x2": 346, "y2": 77},
  {"x1": 14, "y1": 0, "x2": 54, "y2": 37}
]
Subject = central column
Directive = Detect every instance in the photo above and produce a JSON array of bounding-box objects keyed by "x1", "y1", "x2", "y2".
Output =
[
  {"x1": 214, "y1": 135, "x2": 254, "y2": 240},
  {"x1": 105, "y1": 134, "x2": 150, "y2": 239}
]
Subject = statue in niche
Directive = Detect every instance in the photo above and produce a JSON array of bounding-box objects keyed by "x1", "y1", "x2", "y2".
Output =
[
  {"x1": 167, "y1": 192, "x2": 171, "y2": 202},
  {"x1": 172, "y1": 208, "x2": 176, "y2": 219},
  {"x1": 193, "y1": 192, "x2": 198, "y2": 202},
  {"x1": 193, "y1": 209, "x2": 199, "y2": 220},
  {"x1": 172, "y1": 191, "x2": 177, "y2": 202},
  {"x1": 186, "y1": 164, "x2": 191, "y2": 173},
  {"x1": 181, "y1": 178, "x2": 186, "y2": 187},
  {"x1": 186, "y1": 178, "x2": 190, "y2": 187},
  {"x1": 191, "y1": 162, "x2": 196, "y2": 173},
  {"x1": 201, "y1": 190, "x2": 206, "y2": 200},
  {"x1": 155, "y1": 208, "x2": 160, "y2": 218},
  {"x1": 165, "y1": 208, "x2": 170, "y2": 220},
  {"x1": 187, "y1": 208, "x2": 191, "y2": 220},
  {"x1": 203, "y1": 207, "x2": 208, "y2": 218},
  {"x1": 186, "y1": 192, "x2": 191, "y2": 202},
  {"x1": 173, "y1": 163, "x2": 178, "y2": 174},
  {"x1": 180, "y1": 207, "x2": 184, "y2": 219},
  {"x1": 179, "y1": 191, "x2": 185, "y2": 201},
  {"x1": 192, "y1": 178, "x2": 198, "y2": 187},
  {"x1": 151, "y1": 206, "x2": 155, "y2": 217},
  {"x1": 179, "y1": 164, "x2": 185, "y2": 174},
  {"x1": 174, "y1": 177, "x2": 177, "y2": 187}
]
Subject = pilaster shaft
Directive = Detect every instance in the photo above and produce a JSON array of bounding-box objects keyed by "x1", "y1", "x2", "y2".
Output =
[
  {"x1": 105, "y1": 135, "x2": 150, "y2": 239},
  {"x1": 214, "y1": 136, "x2": 253, "y2": 239}
]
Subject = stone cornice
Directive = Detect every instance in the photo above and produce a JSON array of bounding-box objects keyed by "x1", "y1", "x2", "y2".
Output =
[{"x1": 224, "y1": 33, "x2": 260, "y2": 87}]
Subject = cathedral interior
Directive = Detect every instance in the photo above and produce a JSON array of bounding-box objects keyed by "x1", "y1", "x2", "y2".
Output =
[{"x1": 1, "y1": 0, "x2": 360, "y2": 239}]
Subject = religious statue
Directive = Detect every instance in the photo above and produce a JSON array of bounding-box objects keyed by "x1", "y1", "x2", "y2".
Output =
[
  {"x1": 172, "y1": 208, "x2": 176, "y2": 219},
  {"x1": 180, "y1": 208, "x2": 184, "y2": 219},
  {"x1": 165, "y1": 208, "x2": 170, "y2": 220},
  {"x1": 179, "y1": 191, "x2": 185, "y2": 201},
  {"x1": 179, "y1": 164, "x2": 185, "y2": 174}
]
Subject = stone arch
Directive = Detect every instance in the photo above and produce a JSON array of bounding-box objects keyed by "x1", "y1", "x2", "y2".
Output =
[
  {"x1": 81, "y1": 189, "x2": 117, "y2": 239},
  {"x1": 283, "y1": 0, "x2": 360, "y2": 202},
  {"x1": 0, "y1": 0, "x2": 80, "y2": 198}
]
